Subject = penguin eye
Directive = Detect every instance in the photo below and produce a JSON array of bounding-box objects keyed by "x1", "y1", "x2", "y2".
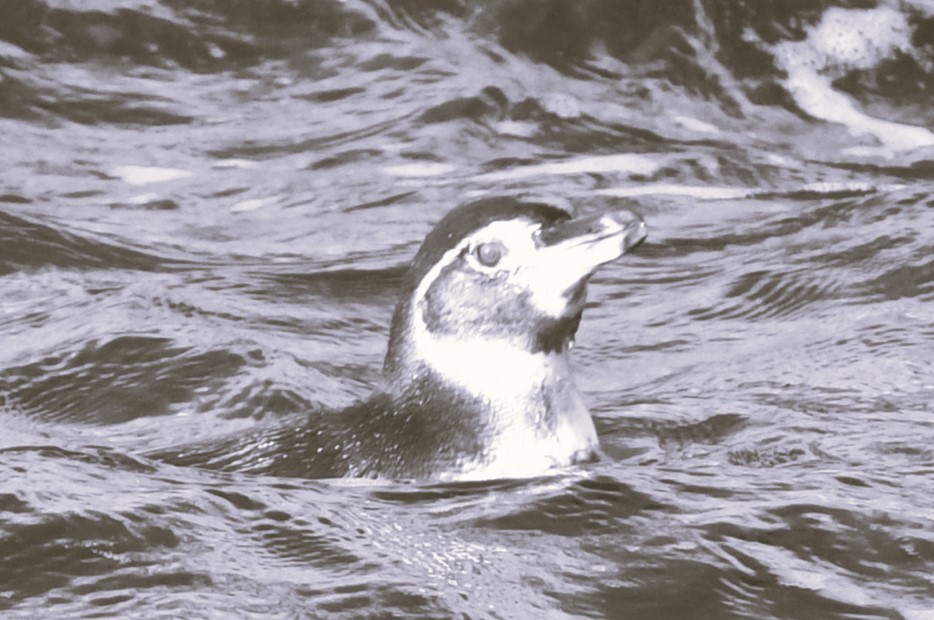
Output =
[{"x1": 475, "y1": 241, "x2": 505, "y2": 267}]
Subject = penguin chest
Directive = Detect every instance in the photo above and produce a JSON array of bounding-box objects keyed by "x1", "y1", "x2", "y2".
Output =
[{"x1": 418, "y1": 337, "x2": 599, "y2": 480}]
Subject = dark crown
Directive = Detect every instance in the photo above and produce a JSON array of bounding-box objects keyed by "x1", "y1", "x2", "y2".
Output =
[{"x1": 401, "y1": 197, "x2": 572, "y2": 296}]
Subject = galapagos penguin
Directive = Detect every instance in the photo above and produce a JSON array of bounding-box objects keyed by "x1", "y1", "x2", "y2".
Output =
[{"x1": 160, "y1": 196, "x2": 646, "y2": 481}]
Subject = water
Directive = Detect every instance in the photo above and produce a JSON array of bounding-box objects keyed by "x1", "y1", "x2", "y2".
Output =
[{"x1": 1, "y1": 0, "x2": 933, "y2": 617}]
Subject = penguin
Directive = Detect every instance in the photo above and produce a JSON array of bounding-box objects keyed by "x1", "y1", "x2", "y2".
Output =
[{"x1": 158, "y1": 196, "x2": 646, "y2": 481}]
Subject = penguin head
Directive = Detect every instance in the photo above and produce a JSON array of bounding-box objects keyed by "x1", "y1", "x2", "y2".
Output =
[{"x1": 384, "y1": 196, "x2": 646, "y2": 383}]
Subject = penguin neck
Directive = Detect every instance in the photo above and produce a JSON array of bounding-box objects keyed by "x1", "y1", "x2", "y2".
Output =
[
  {"x1": 383, "y1": 312, "x2": 599, "y2": 479},
  {"x1": 384, "y1": 297, "x2": 578, "y2": 408}
]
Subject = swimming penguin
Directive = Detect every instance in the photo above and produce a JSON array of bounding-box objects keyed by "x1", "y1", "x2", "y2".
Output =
[{"x1": 159, "y1": 196, "x2": 646, "y2": 481}]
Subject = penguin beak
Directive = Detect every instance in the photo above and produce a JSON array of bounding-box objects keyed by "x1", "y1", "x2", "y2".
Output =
[
  {"x1": 540, "y1": 209, "x2": 646, "y2": 258},
  {"x1": 521, "y1": 210, "x2": 646, "y2": 316}
]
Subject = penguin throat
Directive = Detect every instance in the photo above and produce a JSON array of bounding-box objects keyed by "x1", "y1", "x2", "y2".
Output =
[
  {"x1": 404, "y1": 329, "x2": 569, "y2": 414},
  {"x1": 419, "y1": 296, "x2": 582, "y2": 355},
  {"x1": 532, "y1": 311, "x2": 582, "y2": 354}
]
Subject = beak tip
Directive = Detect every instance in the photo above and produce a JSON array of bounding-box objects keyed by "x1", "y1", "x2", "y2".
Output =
[
  {"x1": 625, "y1": 225, "x2": 647, "y2": 253},
  {"x1": 609, "y1": 211, "x2": 647, "y2": 254}
]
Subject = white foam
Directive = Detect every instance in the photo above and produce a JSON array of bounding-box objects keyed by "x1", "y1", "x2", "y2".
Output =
[
  {"x1": 112, "y1": 165, "x2": 192, "y2": 185},
  {"x1": 541, "y1": 92, "x2": 582, "y2": 119},
  {"x1": 781, "y1": 64, "x2": 934, "y2": 152},
  {"x1": 904, "y1": 0, "x2": 934, "y2": 17},
  {"x1": 771, "y1": 6, "x2": 934, "y2": 153},
  {"x1": 810, "y1": 6, "x2": 913, "y2": 71}
]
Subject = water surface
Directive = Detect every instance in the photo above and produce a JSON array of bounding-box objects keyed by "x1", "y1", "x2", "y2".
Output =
[{"x1": 1, "y1": 1, "x2": 933, "y2": 618}]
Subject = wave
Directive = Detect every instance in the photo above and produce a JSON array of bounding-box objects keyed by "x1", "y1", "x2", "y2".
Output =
[
  {"x1": 1, "y1": 0, "x2": 930, "y2": 142},
  {"x1": 0, "y1": 210, "x2": 170, "y2": 274},
  {"x1": 0, "y1": 335, "x2": 247, "y2": 424},
  {"x1": 687, "y1": 268, "x2": 842, "y2": 321},
  {"x1": 0, "y1": 0, "x2": 372, "y2": 70}
]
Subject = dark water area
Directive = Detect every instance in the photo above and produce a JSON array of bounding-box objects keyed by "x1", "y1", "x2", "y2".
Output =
[{"x1": 1, "y1": 0, "x2": 933, "y2": 617}]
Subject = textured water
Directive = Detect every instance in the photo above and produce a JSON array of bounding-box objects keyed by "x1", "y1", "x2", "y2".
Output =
[{"x1": 1, "y1": 1, "x2": 933, "y2": 618}]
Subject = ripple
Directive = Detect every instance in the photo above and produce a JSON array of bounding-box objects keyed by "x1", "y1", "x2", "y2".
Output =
[
  {"x1": 0, "y1": 210, "x2": 169, "y2": 275},
  {"x1": 0, "y1": 336, "x2": 245, "y2": 424},
  {"x1": 687, "y1": 267, "x2": 842, "y2": 321},
  {"x1": 0, "y1": 455, "x2": 199, "y2": 614},
  {"x1": 857, "y1": 258, "x2": 934, "y2": 302},
  {"x1": 473, "y1": 475, "x2": 668, "y2": 536}
]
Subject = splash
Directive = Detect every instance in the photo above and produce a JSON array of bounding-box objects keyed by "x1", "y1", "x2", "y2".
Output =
[{"x1": 771, "y1": 5, "x2": 934, "y2": 154}]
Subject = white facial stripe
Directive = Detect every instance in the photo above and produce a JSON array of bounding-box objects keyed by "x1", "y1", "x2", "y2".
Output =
[
  {"x1": 413, "y1": 220, "x2": 539, "y2": 292},
  {"x1": 411, "y1": 219, "x2": 542, "y2": 324},
  {"x1": 412, "y1": 244, "x2": 466, "y2": 324},
  {"x1": 412, "y1": 215, "x2": 630, "y2": 329},
  {"x1": 409, "y1": 219, "x2": 550, "y2": 399}
]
